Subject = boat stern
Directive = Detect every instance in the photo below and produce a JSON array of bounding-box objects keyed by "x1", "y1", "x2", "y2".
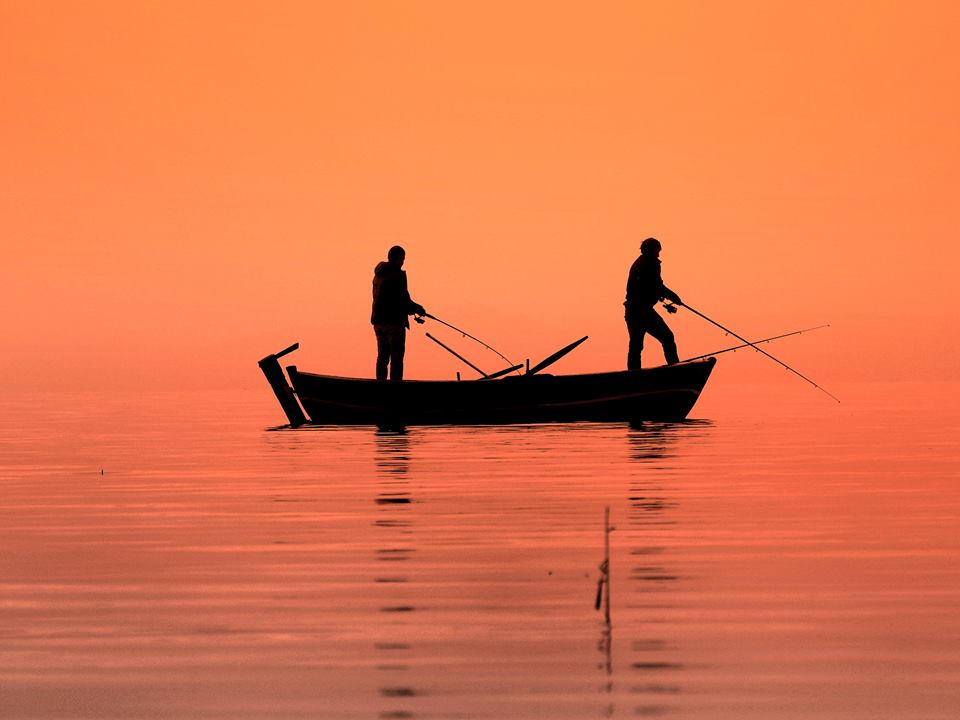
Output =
[{"x1": 258, "y1": 343, "x2": 308, "y2": 427}]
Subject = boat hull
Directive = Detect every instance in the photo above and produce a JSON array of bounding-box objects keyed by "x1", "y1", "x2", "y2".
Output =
[{"x1": 287, "y1": 358, "x2": 716, "y2": 425}]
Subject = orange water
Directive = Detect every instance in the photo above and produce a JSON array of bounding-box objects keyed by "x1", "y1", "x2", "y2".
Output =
[{"x1": 1, "y1": 382, "x2": 958, "y2": 718}]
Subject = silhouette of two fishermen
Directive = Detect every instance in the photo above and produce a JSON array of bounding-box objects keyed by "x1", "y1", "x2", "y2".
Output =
[
  {"x1": 624, "y1": 237, "x2": 682, "y2": 369},
  {"x1": 371, "y1": 245, "x2": 426, "y2": 381},
  {"x1": 370, "y1": 239, "x2": 681, "y2": 380}
]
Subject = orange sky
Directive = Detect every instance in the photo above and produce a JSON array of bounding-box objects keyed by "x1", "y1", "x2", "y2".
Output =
[{"x1": 2, "y1": 2, "x2": 958, "y2": 392}]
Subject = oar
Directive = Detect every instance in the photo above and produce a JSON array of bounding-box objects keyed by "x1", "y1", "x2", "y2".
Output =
[
  {"x1": 421, "y1": 313, "x2": 518, "y2": 369},
  {"x1": 527, "y1": 336, "x2": 589, "y2": 376},
  {"x1": 676, "y1": 303, "x2": 840, "y2": 403},
  {"x1": 682, "y1": 325, "x2": 830, "y2": 362},
  {"x1": 425, "y1": 332, "x2": 488, "y2": 378},
  {"x1": 482, "y1": 363, "x2": 525, "y2": 380}
]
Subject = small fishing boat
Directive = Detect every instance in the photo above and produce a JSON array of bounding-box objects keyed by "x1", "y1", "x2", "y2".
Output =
[
  {"x1": 258, "y1": 307, "x2": 835, "y2": 427},
  {"x1": 259, "y1": 341, "x2": 716, "y2": 426}
]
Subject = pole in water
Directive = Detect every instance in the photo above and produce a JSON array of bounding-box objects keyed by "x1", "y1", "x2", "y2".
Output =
[
  {"x1": 595, "y1": 506, "x2": 613, "y2": 625},
  {"x1": 603, "y1": 506, "x2": 612, "y2": 627},
  {"x1": 677, "y1": 303, "x2": 840, "y2": 403}
]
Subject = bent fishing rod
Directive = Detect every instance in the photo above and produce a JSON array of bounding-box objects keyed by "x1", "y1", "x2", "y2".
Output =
[
  {"x1": 416, "y1": 313, "x2": 518, "y2": 371},
  {"x1": 670, "y1": 303, "x2": 840, "y2": 403},
  {"x1": 682, "y1": 325, "x2": 830, "y2": 362}
]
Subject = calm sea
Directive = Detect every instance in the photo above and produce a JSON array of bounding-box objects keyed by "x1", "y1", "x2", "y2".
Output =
[{"x1": 1, "y1": 380, "x2": 958, "y2": 719}]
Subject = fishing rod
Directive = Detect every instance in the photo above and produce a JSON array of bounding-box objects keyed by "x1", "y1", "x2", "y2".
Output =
[
  {"x1": 424, "y1": 332, "x2": 488, "y2": 378},
  {"x1": 416, "y1": 313, "x2": 519, "y2": 371},
  {"x1": 672, "y1": 303, "x2": 840, "y2": 403},
  {"x1": 682, "y1": 325, "x2": 830, "y2": 362}
]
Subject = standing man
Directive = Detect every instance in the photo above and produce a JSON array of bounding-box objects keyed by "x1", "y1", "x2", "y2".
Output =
[
  {"x1": 624, "y1": 237, "x2": 682, "y2": 369},
  {"x1": 371, "y1": 245, "x2": 427, "y2": 381}
]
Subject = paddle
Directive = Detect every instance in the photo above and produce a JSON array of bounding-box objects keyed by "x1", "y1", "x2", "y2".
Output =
[
  {"x1": 527, "y1": 336, "x2": 589, "y2": 376},
  {"x1": 482, "y1": 364, "x2": 525, "y2": 380}
]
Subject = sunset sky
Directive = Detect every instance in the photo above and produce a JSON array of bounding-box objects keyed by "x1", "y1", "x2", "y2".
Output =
[{"x1": 3, "y1": 1, "x2": 958, "y2": 392}]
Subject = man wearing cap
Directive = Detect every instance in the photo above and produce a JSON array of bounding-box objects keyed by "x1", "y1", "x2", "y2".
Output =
[
  {"x1": 371, "y1": 245, "x2": 427, "y2": 381},
  {"x1": 624, "y1": 237, "x2": 682, "y2": 369}
]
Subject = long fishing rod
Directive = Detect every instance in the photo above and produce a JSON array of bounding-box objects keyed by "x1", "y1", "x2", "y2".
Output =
[
  {"x1": 682, "y1": 325, "x2": 830, "y2": 362},
  {"x1": 418, "y1": 313, "x2": 518, "y2": 369},
  {"x1": 674, "y1": 303, "x2": 840, "y2": 403}
]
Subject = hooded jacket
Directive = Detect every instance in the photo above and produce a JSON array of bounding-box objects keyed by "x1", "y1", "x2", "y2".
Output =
[{"x1": 371, "y1": 261, "x2": 421, "y2": 327}]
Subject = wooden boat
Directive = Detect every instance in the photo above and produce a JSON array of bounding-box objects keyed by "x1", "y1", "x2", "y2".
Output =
[{"x1": 259, "y1": 342, "x2": 716, "y2": 426}]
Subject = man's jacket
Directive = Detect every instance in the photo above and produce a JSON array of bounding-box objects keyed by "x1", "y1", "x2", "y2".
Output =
[
  {"x1": 371, "y1": 261, "x2": 420, "y2": 327},
  {"x1": 624, "y1": 255, "x2": 680, "y2": 315}
]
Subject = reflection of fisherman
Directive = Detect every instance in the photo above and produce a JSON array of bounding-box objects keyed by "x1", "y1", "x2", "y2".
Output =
[
  {"x1": 372, "y1": 245, "x2": 427, "y2": 381},
  {"x1": 624, "y1": 237, "x2": 682, "y2": 369}
]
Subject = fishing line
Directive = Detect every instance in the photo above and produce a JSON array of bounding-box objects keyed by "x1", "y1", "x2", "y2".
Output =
[
  {"x1": 673, "y1": 303, "x2": 840, "y2": 403},
  {"x1": 682, "y1": 325, "x2": 830, "y2": 362},
  {"x1": 418, "y1": 313, "x2": 518, "y2": 371}
]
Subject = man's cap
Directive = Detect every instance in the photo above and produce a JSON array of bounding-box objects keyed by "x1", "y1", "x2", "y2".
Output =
[{"x1": 640, "y1": 237, "x2": 661, "y2": 255}]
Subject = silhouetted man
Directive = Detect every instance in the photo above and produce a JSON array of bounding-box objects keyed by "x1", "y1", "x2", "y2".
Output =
[
  {"x1": 624, "y1": 237, "x2": 682, "y2": 369},
  {"x1": 372, "y1": 246, "x2": 426, "y2": 381}
]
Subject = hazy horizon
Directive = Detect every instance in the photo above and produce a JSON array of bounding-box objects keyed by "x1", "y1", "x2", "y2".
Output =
[{"x1": 3, "y1": 2, "x2": 958, "y2": 392}]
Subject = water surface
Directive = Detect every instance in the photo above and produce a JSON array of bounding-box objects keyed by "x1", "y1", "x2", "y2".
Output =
[{"x1": 1, "y1": 382, "x2": 958, "y2": 718}]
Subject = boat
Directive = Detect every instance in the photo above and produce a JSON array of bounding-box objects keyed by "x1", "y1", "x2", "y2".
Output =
[{"x1": 259, "y1": 342, "x2": 716, "y2": 426}]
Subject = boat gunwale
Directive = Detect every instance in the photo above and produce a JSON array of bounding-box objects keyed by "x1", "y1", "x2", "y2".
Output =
[{"x1": 288, "y1": 357, "x2": 716, "y2": 386}]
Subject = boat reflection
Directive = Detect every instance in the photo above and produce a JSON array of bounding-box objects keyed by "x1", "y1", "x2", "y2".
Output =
[
  {"x1": 623, "y1": 420, "x2": 712, "y2": 716},
  {"x1": 373, "y1": 430, "x2": 421, "y2": 718}
]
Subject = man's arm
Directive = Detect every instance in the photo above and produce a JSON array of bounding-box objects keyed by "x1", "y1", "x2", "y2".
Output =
[
  {"x1": 401, "y1": 275, "x2": 426, "y2": 316},
  {"x1": 660, "y1": 285, "x2": 682, "y2": 306},
  {"x1": 409, "y1": 301, "x2": 426, "y2": 316}
]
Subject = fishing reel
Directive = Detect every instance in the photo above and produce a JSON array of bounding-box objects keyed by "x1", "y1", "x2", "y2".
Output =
[
  {"x1": 662, "y1": 302, "x2": 678, "y2": 314},
  {"x1": 414, "y1": 314, "x2": 426, "y2": 324}
]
